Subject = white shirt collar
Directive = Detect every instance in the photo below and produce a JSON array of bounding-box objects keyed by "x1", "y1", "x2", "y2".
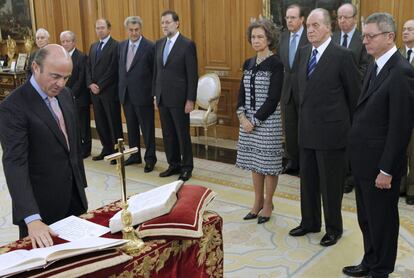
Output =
[
  {"x1": 167, "y1": 31, "x2": 180, "y2": 45},
  {"x1": 68, "y1": 48, "x2": 75, "y2": 56},
  {"x1": 291, "y1": 25, "x2": 304, "y2": 39},
  {"x1": 129, "y1": 36, "x2": 142, "y2": 50},
  {"x1": 341, "y1": 26, "x2": 356, "y2": 46},
  {"x1": 375, "y1": 46, "x2": 397, "y2": 74},
  {"x1": 312, "y1": 36, "x2": 331, "y2": 61},
  {"x1": 405, "y1": 45, "x2": 414, "y2": 63},
  {"x1": 100, "y1": 35, "x2": 111, "y2": 46}
]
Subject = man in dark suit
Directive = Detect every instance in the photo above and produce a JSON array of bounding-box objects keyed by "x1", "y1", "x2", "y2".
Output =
[
  {"x1": 399, "y1": 19, "x2": 414, "y2": 205},
  {"x1": 86, "y1": 19, "x2": 123, "y2": 162},
  {"x1": 153, "y1": 10, "x2": 198, "y2": 181},
  {"x1": 0, "y1": 45, "x2": 88, "y2": 248},
  {"x1": 118, "y1": 16, "x2": 156, "y2": 172},
  {"x1": 278, "y1": 4, "x2": 308, "y2": 175},
  {"x1": 288, "y1": 8, "x2": 361, "y2": 247},
  {"x1": 60, "y1": 30, "x2": 91, "y2": 158},
  {"x1": 343, "y1": 13, "x2": 414, "y2": 278},
  {"x1": 332, "y1": 3, "x2": 371, "y2": 194},
  {"x1": 26, "y1": 28, "x2": 49, "y2": 78}
]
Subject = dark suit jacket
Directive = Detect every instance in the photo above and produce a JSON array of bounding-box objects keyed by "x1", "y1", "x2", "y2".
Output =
[
  {"x1": 152, "y1": 34, "x2": 198, "y2": 107},
  {"x1": 86, "y1": 37, "x2": 119, "y2": 101},
  {"x1": 118, "y1": 37, "x2": 154, "y2": 106},
  {"x1": 297, "y1": 41, "x2": 361, "y2": 150},
  {"x1": 278, "y1": 29, "x2": 309, "y2": 104},
  {"x1": 66, "y1": 48, "x2": 90, "y2": 107},
  {"x1": 349, "y1": 51, "x2": 414, "y2": 180},
  {"x1": 0, "y1": 82, "x2": 88, "y2": 225},
  {"x1": 332, "y1": 29, "x2": 371, "y2": 79}
]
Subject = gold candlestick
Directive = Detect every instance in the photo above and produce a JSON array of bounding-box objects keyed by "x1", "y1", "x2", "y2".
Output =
[{"x1": 104, "y1": 138, "x2": 144, "y2": 253}]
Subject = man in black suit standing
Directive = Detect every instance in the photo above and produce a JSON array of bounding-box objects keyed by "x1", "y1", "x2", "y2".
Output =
[
  {"x1": 332, "y1": 3, "x2": 371, "y2": 194},
  {"x1": 0, "y1": 44, "x2": 88, "y2": 248},
  {"x1": 278, "y1": 4, "x2": 308, "y2": 175},
  {"x1": 118, "y1": 16, "x2": 156, "y2": 172},
  {"x1": 288, "y1": 8, "x2": 361, "y2": 247},
  {"x1": 86, "y1": 19, "x2": 123, "y2": 162},
  {"x1": 153, "y1": 10, "x2": 198, "y2": 181},
  {"x1": 343, "y1": 13, "x2": 414, "y2": 278},
  {"x1": 60, "y1": 30, "x2": 91, "y2": 158}
]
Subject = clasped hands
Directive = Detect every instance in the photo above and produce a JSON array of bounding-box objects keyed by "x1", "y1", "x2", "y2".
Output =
[{"x1": 239, "y1": 114, "x2": 254, "y2": 133}]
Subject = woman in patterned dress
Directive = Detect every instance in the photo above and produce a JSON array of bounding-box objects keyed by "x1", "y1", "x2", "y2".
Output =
[{"x1": 236, "y1": 19, "x2": 284, "y2": 224}]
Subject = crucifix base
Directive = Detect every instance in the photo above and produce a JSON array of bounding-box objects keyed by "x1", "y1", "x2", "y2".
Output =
[{"x1": 120, "y1": 201, "x2": 145, "y2": 254}]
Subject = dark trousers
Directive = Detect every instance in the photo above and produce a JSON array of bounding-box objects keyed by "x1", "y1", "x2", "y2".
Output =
[
  {"x1": 18, "y1": 181, "x2": 86, "y2": 239},
  {"x1": 299, "y1": 147, "x2": 346, "y2": 235},
  {"x1": 91, "y1": 95, "x2": 123, "y2": 153},
  {"x1": 282, "y1": 91, "x2": 299, "y2": 167},
  {"x1": 354, "y1": 176, "x2": 400, "y2": 277},
  {"x1": 77, "y1": 104, "x2": 92, "y2": 156},
  {"x1": 159, "y1": 106, "x2": 193, "y2": 172},
  {"x1": 123, "y1": 96, "x2": 157, "y2": 164}
]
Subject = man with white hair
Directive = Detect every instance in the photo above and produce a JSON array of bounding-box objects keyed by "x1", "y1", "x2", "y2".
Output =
[
  {"x1": 26, "y1": 28, "x2": 50, "y2": 77},
  {"x1": 60, "y1": 30, "x2": 91, "y2": 158}
]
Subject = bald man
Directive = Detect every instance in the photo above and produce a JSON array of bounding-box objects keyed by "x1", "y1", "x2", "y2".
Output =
[{"x1": 0, "y1": 44, "x2": 88, "y2": 248}]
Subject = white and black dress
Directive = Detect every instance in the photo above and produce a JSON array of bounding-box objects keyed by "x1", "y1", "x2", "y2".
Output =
[{"x1": 235, "y1": 54, "x2": 284, "y2": 176}]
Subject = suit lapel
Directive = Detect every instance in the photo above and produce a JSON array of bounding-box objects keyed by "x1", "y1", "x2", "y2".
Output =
[
  {"x1": 299, "y1": 45, "x2": 312, "y2": 104},
  {"x1": 26, "y1": 83, "x2": 69, "y2": 152},
  {"x1": 129, "y1": 38, "x2": 146, "y2": 71},
  {"x1": 164, "y1": 34, "x2": 182, "y2": 66},
  {"x1": 307, "y1": 41, "x2": 333, "y2": 80},
  {"x1": 95, "y1": 37, "x2": 112, "y2": 66},
  {"x1": 57, "y1": 92, "x2": 73, "y2": 151}
]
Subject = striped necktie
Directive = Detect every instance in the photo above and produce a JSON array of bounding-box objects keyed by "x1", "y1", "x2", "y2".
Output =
[
  {"x1": 307, "y1": 49, "x2": 318, "y2": 77},
  {"x1": 48, "y1": 97, "x2": 69, "y2": 149}
]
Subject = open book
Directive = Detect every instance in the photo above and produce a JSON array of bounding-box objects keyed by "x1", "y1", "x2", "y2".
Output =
[
  {"x1": 109, "y1": 180, "x2": 184, "y2": 233},
  {"x1": 0, "y1": 237, "x2": 127, "y2": 277}
]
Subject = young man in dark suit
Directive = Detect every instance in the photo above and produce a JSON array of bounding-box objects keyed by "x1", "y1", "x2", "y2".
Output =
[
  {"x1": 118, "y1": 16, "x2": 156, "y2": 172},
  {"x1": 153, "y1": 10, "x2": 198, "y2": 181},
  {"x1": 60, "y1": 30, "x2": 91, "y2": 158},
  {"x1": 278, "y1": 4, "x2": 309, "y2": 175},
  {"x1": 343, "y1": 13, "x2": 414, "y2": 278},
  {"x1": 288, "y1": 8, "x2": 361, "y2": 247},
  {"x1": 0, "y1": 45, "x2": 88, "y2": 248},
  {"x1": 86, "y1": 19, "x2": 123, "y2": 162}
]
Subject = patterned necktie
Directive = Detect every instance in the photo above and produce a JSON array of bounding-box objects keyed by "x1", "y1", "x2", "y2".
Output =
[
  {"x1": 95, "y1": 41, "x2": 104, "y2": 60},
  {"x1": 307, "y1": 49, "x2": 318, "y2": 77},
  {"x1": 48, "y1": 97, "x2": 69, "y2": 149},
  {"x1": 126, "y1": 43, "x2": 135, "y2": 71},
  {"x1": 368, "y1": 62, "x2": 378, "y2": 91},
  {"x1": 163, "y1": 39, "x2": 171, "y2": 65},
  {"x1": 342, "y1": 34, "x2": 348, "y2": 48},
  {"x1": 289, "y1": 33, "x2": 297, "y2": 68},
  {"x1": 407, "y1": 49, "x2": 413, "y2": 62}
]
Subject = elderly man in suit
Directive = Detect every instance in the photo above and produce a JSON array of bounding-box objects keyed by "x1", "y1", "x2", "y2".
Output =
[
  {"x1": 0, "y1": 44, "x2": 88, "y2": 248},
  {"x1": 27, "y1": 28, "x2": 50, "y2": 78},
  {"x1": 399, "y1": 19, "x2": 414, "y2": 205},
  {"x1": 153, "y1": 10, "x2": 198, "y2": 181},
  {"x1": 288, "y1": 8, "x2": 361, "y2": 247},
  {"x1": 118, "y1": 16, "x2": 156, "y2": 172},
  {"x1": 60, "y1": 30, "x2": 91, "y2": 158},
  {"x1": 86, "y1": 19, "x2": 123, "y2": 162},
  {"x1": 332, "y1": 2, "x2": 371, "y2": 193},
  {"x1": 278, "y1": 4, "x2": 309, "y2": 175},
  {"x1": 343, "y1": 13, "x2": 414, "y2": 278}
]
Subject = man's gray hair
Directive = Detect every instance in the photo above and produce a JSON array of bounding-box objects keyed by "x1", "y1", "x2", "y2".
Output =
[
  {"x1": 365, "y1": 12, "x2": 396, "y2": 33},
  {"x1": 36, "y1": 28, "x2": 50, "y2": 38},
  {"x1": 124, "y1": 16, "x2": 143, "y2": 28},
  {"x1": 310, "y1": 8, "x2": 331, "y2": 30},
  {"x1": 60, "y1": 30, "x2": 76, "y2": 41}
]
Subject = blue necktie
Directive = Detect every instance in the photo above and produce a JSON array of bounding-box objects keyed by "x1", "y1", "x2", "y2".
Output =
[
  {"x1": 163, "y1": 39, "x2": 171, "y2": 65},
  {"x1": 95, "y1": 41, "x2": 103, "y2": 60},
  {"x1": 307, "y1": 49, "x2": 318, "y2": 77},
  {"x1": 342, "y1": 34, "x2": 348, "y2": 48},
  {"x1": 289, "y1": 33, "x2": 297, "y2": 68}
]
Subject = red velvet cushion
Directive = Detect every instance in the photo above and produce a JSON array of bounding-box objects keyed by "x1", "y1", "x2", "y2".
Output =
[{"x1": 136, "y1": 184, "x2": 216, "y2": 238}]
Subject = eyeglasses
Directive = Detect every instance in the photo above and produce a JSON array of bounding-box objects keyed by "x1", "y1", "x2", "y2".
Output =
[
  {"x1": 337, "y1": 15, "x2": 355, "y2": 20},
  {"x1": 360, "y1": 32, "x2": 390, "y2": 40},
  {"x1": 402, "y1": 27, "x2": 414, "y2": 32},
  {"x1": 285, "y1": 16, "x2": 299, "y2": 20}
]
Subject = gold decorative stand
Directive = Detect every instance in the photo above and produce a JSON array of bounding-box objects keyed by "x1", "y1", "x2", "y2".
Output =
[{"x1": 104, "y1": 138, "x2": 145, "y2": 253}]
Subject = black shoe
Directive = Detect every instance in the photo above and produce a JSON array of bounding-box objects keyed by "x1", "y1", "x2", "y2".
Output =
[
  {"x1": 342, "y1": 264, "x2": 370, "y2": 277},
  {"x1": 344, "y1": 176, "x2": 355, "y2": 193},
  {"x1": 178, "y1": 171, "x2": 192, "y2": 181},
  {"x1": 320, "y1": 233, "x2": 341, "y2": 247},
  {"x1": 83, "y1": 152, "x2": 91, "y2": 159},
  {"x1": 124, "y1": 156, "x2": 142, "y2": 166},
  {"x1": 92, "y1": 153, "x2": 108, "y2": 161},
  {"x1": 258, "y1": 216, "x2": 271, "y2": 224},
  {"x1": 144, "y1": 163, "x2": 155, "y2": 173},
  {"x1": 406, "y1": 195, "x2": 414, "y2": 205},
  {"x1": 243, "y1": 212, "x2": 258, "y2": 220},
  {"x1": 289, "y1": 226, "x2": 320, "y2": 237},
  {"x1": 159, "y1": 167, "x2": 181, "y2": 177}
]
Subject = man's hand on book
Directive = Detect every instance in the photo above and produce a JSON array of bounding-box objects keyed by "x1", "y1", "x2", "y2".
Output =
[{"x1": 27, "y1": 220, "x2": 58, "y2": 248}]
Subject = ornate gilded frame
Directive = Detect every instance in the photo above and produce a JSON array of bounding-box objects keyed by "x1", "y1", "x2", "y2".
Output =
[{"x1": 0, "y1": 0, "x2": 36, "y2": 42}]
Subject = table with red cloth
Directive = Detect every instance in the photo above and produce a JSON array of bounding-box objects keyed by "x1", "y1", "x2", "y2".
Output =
[{"x1": 0, "y1": 200, "x2": 224, "y2": 278}]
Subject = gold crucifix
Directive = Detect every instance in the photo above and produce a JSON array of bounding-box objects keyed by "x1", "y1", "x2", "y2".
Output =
[{"x1": 104, "y1": 138, "x2": 144, "y2": 253}]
